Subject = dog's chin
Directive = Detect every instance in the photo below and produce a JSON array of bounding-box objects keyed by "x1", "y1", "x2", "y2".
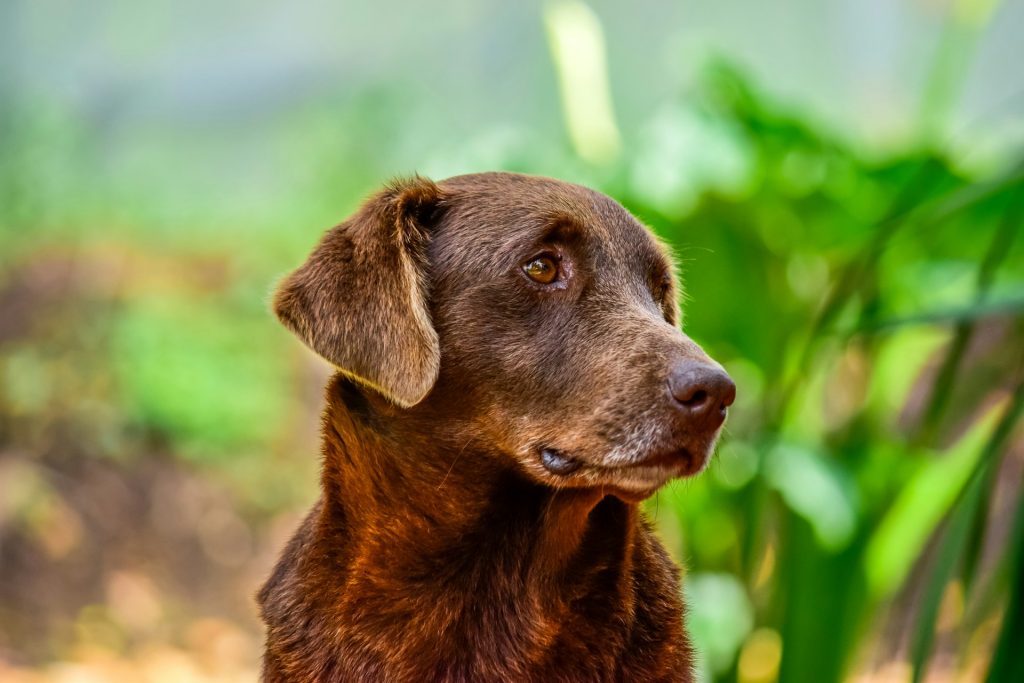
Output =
[
  {"x1": 531, "y1": 442, "x2": 715, "y2": 502},
  {"x1": 596, "y1": 447, "x2": 710, "y2": 501}
]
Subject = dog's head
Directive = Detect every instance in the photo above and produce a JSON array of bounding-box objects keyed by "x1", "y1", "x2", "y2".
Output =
[{"x1": 274, "y1": 172, "x2": 734, "y2": 500}]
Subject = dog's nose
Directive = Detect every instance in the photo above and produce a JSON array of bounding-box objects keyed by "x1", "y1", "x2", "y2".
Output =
[{"x1": 668, "y1": 361, "x2": 736, "y2": 428}]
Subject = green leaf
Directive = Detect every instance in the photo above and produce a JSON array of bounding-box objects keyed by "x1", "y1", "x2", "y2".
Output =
[
  {"x1": 984, "y1": 475, "x2": 1024, "y2": 683},
  {"x1": 864, "y1": 402, "x2": 1004, "y2": 599},
  {"x1": 909, "y1": 470, "x2": 984, "y2": 682},
  {"x1": 764, "y1": 442, "x2": 858, "y2": 551}
]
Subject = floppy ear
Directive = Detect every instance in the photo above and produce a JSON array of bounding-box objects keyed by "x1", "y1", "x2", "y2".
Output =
[{"x1": 273, "y1": 176, "x2": 443, "y2": 407}]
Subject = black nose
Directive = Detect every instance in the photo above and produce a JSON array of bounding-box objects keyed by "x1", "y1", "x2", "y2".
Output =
[{"x1": 668, "y1": 361, "x2": 736, "y2": 428}]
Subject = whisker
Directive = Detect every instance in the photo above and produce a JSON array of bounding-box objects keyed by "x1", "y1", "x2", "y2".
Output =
[{"x1": 437, "y1": 437, "x2": 473, "y2": 491}]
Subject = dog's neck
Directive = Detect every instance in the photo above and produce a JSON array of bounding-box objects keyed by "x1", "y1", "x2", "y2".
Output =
[{"x1": 314, "y1": 375, "x2": 639, "y2": 630}]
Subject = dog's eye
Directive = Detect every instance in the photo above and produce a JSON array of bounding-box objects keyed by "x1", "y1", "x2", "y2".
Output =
[{"x1": 523, "y1": 256, "x2": 559, "y2": 284}]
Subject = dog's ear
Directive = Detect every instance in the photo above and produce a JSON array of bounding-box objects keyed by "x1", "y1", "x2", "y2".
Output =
[{"x1": 273, "y1": 176, "x2": 443, "y2": 407}]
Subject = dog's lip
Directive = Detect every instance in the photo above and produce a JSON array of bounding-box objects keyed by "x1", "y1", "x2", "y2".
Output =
[
  {"x1": 536, "y1": 444, "x2": 709, "y2": 491},
  {"x1": 540, "y1": 446, "x2": 705, "y2": 474},
  {"x1": 540, "y1": 448, "x2": 583, "y2": 475}
]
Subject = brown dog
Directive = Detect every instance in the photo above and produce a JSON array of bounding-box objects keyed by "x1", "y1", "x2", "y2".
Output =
[{"x1": 258, "y1": 172, "x2": 735, "y2": 682}]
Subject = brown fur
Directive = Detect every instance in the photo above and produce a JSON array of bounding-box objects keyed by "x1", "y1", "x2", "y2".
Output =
[{"x1": 259, "y1": 172, "x2": 735, "y2": 682}]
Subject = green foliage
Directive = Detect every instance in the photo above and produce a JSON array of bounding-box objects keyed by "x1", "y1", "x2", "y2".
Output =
[{"x1": 111, "y1": 293, "x2": 292, "y2": 459}]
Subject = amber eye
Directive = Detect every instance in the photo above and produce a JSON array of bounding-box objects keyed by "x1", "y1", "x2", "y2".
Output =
[{"x1": 523, "y1": 256, "x2": 559, "y2": 284}]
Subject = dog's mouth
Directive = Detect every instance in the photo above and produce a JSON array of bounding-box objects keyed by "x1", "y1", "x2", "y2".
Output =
[
  {"x1": 537, "y1": 444, "x2": 710, "y2": 500},
  {"x1": 540, "y1": 448, "x2": 584, "y2": 475}
]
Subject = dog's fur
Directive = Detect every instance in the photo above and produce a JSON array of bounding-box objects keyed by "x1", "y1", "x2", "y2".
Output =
[{"x1": 258, "y1": 173, "x2": 733, "y2": 682}]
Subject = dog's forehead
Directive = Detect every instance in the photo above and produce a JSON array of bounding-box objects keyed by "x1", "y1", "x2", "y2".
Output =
[{"x1": 436, "y1": 173, "x2": 667, "y2": 270}]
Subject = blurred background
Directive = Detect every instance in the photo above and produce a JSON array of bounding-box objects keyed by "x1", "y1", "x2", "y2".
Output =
[{"x1": 2, "y1": 0, "x2": 1023, "y2": 681}]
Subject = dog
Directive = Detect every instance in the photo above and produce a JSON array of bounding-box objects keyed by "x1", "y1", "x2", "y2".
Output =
[{"x1": 258, "y1": 172, "x2": 735, "y2": 682}]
